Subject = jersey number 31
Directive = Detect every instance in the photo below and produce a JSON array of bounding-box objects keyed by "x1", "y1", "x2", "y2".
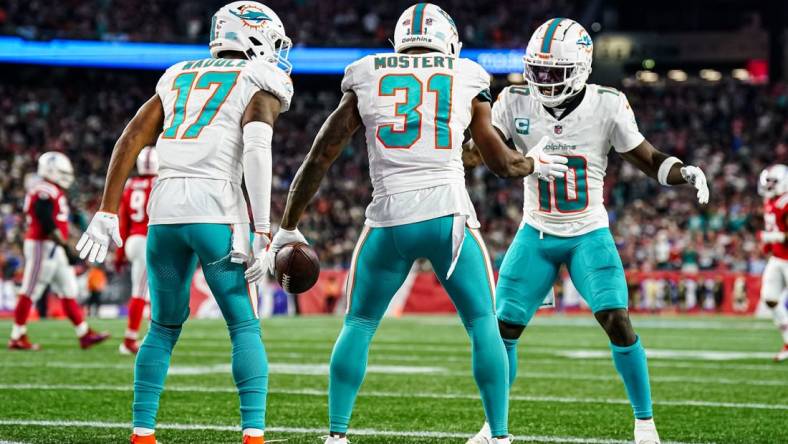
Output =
[{"x1": 376, "y1": 73, "x2": 453, "y2": 149}]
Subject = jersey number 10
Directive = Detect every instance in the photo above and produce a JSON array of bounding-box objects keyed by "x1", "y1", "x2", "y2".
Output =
[
  {"x1": 162, "y1": 71, "x2": 240, "y2": 140},
  {"x1": 376, "y1": 73, "x2": 453, "y2": 149},
  {"x1": 538, "y1": 156, "x2": 589, "y2": 213}
]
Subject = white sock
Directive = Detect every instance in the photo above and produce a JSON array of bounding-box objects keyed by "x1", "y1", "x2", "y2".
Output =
[
  {"x1": 75, "y1": 322, "x2": 88, "y2": 337},
  {"x1": 125, "y1": 328, "x2": 139, "y2": 340},
  {"x1": 242, "y1": 428, "x2": 264, "y2": 437},
  {"x1": 133, "y1": 427, "x2": 155, "y2": 436},
  {"x1": 636, "y1": 418, "x2": 657, "y2": 428},
  {"x1": 11, "y1": 324, "x2": 26, "y2": 340}
]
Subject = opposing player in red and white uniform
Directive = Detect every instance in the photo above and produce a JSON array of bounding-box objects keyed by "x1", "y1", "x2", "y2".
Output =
[
  {"x1": 8, "y1": 151, "x2": 110, "y2": 351},
  {"x1": 758, "y1": 164, "x2": 788, "y2": 362},
  {"x1": 116, "y1": 147, "x2": 158, "y2": 354}
]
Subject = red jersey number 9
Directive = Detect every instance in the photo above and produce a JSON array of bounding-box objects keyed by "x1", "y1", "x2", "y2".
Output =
[{"x1": 129, "y1": 190, "x2": 147, "y2": 223}]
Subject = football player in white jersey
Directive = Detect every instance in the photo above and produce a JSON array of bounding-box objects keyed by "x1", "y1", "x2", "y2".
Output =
[
  {"x1": 268, "y1": 4, "x2": 566, "y2": 444},
  {"x1": 465, "y1": 19, "x2": 709, "y2": 444},
  {"x1": 76, "y1": 2, "x2": 293, "y2": 443}
]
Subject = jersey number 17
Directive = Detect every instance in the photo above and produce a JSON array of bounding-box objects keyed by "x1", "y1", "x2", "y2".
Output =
[{"x1": 162, "y1": 71, "x2": 240, "y2": 140}]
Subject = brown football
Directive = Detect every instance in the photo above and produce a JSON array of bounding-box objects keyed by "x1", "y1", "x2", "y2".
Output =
[{"x1": 274, "y1": 242, "x2": 320, "y2": 294}]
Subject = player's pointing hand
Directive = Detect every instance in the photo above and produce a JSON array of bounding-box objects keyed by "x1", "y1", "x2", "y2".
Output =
[
  {"x1": 76, "y1": 211, "x2": 123, "y2": 264},
  {"x1": 526, "y1": 136, "x2": 569, "y2": 182},
  {"x1": 680, "y1": 165, "x2": 710, "y2": 205}
]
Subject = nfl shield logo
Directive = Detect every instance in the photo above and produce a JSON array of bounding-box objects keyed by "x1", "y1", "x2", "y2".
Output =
[{"x1": 554, "y1": 125, "x2": 563, "y2": 134}]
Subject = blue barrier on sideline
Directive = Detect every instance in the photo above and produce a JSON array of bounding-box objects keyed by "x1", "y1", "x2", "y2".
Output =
[{"x1": 0, "y1": 36, "x2": 524, "y2": 74}]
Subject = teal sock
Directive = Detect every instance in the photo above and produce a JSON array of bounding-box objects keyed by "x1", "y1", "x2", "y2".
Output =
[
  {"x1": 328, "y1": 315, "x2": 379, "y2": 433},
  {"x1": 468, "y1": 315, "x2": 509, "y2": 437},
  {"x1": 133, "y1": 321, "x2": 181, "y2": 429},
  {"x1": 502, "y1": 337, "x2": 519, "y2": 391},
  {"x1": 228, "y1": 319, "x2": 268, "y2": 430},
  {"x1": 610, "y1": 336, "x2": 653, "y2": 419}
]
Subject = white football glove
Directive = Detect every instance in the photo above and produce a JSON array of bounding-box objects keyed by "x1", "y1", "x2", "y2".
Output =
[
  {"x1": 680, "y1": 165, "x2": 710, "y2": 204},
  {"x1": 525, "y1": 136, "x2": 569, "y2": 182},
  {"x1": 244, "y1": 232, "x2": 271, "y2": 284},
  {"x1": 265, "y1": 227, "x2": 308, "y2": 273},
  {"x1": 761, "y1": 231, "x2": 786, "y2": 244},
  {"x1": 76, "y1": 211, "x2": 122, "y2": 264}
]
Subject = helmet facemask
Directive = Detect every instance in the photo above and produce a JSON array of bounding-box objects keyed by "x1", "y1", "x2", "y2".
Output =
[
  {"x1": 246, "y1": 27, "x2": 292, "y2": 74},
  {"x1": 523, "y1": 18, "x2": 593, "y2": 108},
  {"x1": 524, "y1": 58, "x2": 589, "y2": 108}
]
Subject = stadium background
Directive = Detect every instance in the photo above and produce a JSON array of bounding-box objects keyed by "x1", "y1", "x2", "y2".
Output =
[
  {"x1": 0, "y1": 1, "x2": 788, "y2": 444},
  {"x1": 1, "y1": 0, "x2": 786, "y2": 318}
]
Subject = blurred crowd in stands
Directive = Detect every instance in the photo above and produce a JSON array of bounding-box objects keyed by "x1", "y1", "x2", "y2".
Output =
[
  {"x1": 1, "y1": 65, "x2": 786, "y2": 282},
  {"x1": 0, "y1": 0, "x2": 577, "y2": 47}
]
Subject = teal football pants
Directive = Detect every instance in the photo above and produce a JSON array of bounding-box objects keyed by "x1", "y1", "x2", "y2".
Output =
[
  {"x1": 496, "y1": 223, "x2": 652, "y2": 419},
  {"x1": 328, "y1": 216, "x2": 509, "y2": 437},
  {"x1": 132, "y1": 224, "x2": 268, "y2": 430}
]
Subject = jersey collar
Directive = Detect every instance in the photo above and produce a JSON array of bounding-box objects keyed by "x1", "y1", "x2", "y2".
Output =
[{"x1": 542, "y1": 86, "x2": 587, "y2": 122}]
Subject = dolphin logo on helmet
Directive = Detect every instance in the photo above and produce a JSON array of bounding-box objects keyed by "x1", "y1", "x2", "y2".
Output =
[
  {"x1": 210, "y1": 1, "x2": 293, "y2": 74},
  {"x1": 230, "y1": 5, "x2": 272, "y2": 29}
]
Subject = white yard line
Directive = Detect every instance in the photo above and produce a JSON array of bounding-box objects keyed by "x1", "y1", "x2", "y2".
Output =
[
  {"x1": 181, "y1": 350, "x2": 787, "y2": 371},
  {"x1": 22, "y1": 337, "x2": 780, "y2": 360},
  {"x1": 1, "y1": 360, "x2": 782, "y2": 387},
  {"x1": 1, "y1": 359, "x2": 783, "y2": 387},
  {"x1": 379, "y1": 316, "x2": 773, "y2": 331},
  {"x1": 0, "y1": 383, "x2": 784, "y2": 411},
  {"x1": 0, "y1": 419, "x2": 708, "y2": 444},
  {"x1": 168, "y1": 363, "x2": 447, "y2": 376}
]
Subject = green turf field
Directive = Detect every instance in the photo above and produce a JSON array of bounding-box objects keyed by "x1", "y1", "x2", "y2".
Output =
[{"x1": 0, "y1": 315, "x2": 786, "y2": 443}]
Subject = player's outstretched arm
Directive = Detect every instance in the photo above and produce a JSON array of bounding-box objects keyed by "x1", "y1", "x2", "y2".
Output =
[
  {"x1": 77, "y1": 94, "x2": 163, "y2": 263},
  {"x1": 620, "y1": 139, "x2": 709, "y2": 204},
  {"x1": 468, "y1": 98, "x2": 531, "y2": 178},
  {"x1": 280, "y1": 91, "x2": 362, "y2": 231},
  {"x1": 469, "y1": 99, "x2": 567, "y2": 180}
]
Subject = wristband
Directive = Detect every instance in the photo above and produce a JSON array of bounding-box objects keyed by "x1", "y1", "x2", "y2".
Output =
[{"x1": 657, "y1": 156, "x2": 682, "y2": 186}]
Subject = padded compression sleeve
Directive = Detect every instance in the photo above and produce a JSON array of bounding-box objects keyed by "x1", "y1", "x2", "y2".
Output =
[{"x1": 242, "y1": 122, "x2": 273, "y2": 233}]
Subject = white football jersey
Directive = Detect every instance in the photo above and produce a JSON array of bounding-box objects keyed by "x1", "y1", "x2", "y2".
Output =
[
  {"x1": 341, "y1": 52, "x2": 490, "y2": 227},
  {"x1": 149, "y1": 57, "x2": 293, "y2": 225},
  {"x1": 492, "y1": 84, "x2": 644, "y2": 237}
]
